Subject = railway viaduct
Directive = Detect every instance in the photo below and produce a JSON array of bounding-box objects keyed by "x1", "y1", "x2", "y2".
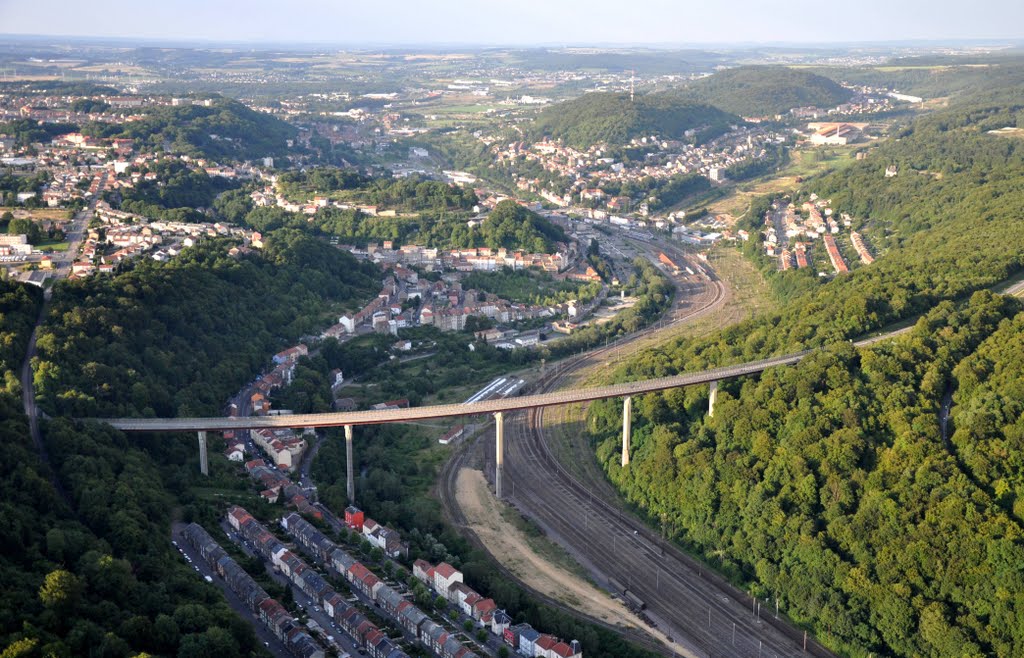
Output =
[{"x1": 99, "y1": 349, "x2": 812, "y2": 501}]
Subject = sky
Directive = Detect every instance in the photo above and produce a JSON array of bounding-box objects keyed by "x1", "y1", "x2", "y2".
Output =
[{"x1": 1, "y1": 0, "x2": 1022, "y2": 46}]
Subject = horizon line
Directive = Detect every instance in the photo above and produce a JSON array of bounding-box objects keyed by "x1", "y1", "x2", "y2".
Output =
[{"x1": 2, "y1": 32, "x2": 1024, "y2": 51}]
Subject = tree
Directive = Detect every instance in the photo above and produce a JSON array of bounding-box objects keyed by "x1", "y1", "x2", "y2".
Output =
[
  {"x1": 38, "y1": 569, "x2": 82, "y2": 612},
  {"x1": 7, "y1": 218, "x2": 40, "y2": 244},
  {"x1": 0, "y1": 639, "x2": 38, "y2": 658}
]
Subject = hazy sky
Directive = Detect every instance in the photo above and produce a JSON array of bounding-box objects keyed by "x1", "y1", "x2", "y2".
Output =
[{"x1": 1, "y1": 0, "x2": 1022, "y2": 45}]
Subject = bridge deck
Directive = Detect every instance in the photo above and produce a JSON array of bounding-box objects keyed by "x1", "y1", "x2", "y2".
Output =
[{"x1": 99, "y1": 350, "x2": 812, "y2": 432}]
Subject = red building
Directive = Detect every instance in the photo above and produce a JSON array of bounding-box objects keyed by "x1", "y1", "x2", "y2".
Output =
[{"x1": 345, "y1": 505, "x2": 365, "y2": 530}]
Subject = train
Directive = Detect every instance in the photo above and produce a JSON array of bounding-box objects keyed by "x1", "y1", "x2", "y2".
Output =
[{"x1": 608, "y1": 577, "x2": 646, "y2": 612}]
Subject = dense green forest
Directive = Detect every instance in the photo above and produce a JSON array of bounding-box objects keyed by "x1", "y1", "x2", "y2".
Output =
[
  {"x1": 83, "y1": 98, "x2": 297, "y2": 161},
  {"x1": 0, "y1": 279, "x2": 41, "y2": 393},
  {"x1": 316, "y1": 199, "x2": 566, "y2": 252},
  {"x1": 949, "y1": 313, "x2": 1024, "y2": 519},
  {"x1": 591, "y1": 294, "x2": 1024, "y2": 657},
  {"x1": 471, "y1": 200, "x2": 566, "y2": 252},
  {"x1": 216, "y1": 187, "x2": 563, "y2": 253},
  {"x1": 32, "y1": 231, "x2": 378, "y2": 417},
  {"x1": 531, "y1": 92, "x2": 739, "y2": 148},
  {"x1": 276, "y1": 169, "x2": 478, "y2": 212},
  {"x1": 0, "y1": 279, "x2": 265, "y2": 657},
  {"x1": 585, "y1": 98, "x2": 1024, "y2": 657},
  {"x1": 114, "y1": 160, "x2": 237, "y2": 222},
  {"x1": 683, "y1": 65, "x2": 852, "y2": 116}
]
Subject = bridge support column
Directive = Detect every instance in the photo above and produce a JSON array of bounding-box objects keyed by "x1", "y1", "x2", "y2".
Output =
[
  {"x1": 197, "y1": 431, "x2": 208, "y2": 476},
  {"x1": 708, "y1": 380, "x2": 719, "y2": 417},
  {"x1": 621, "y1": 396, "x2": 632, "y2": 467},
  {"x1": 495, "y1": 411, "x2": 504, "y2": 499},
  {"x1": 345, "y1": 425, "x2": 355, "y2": 504}
]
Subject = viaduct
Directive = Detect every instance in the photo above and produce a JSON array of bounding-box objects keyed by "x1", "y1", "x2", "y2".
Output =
[{"x1": 100, "y1": 349, "x2": 812, "y2": 503}]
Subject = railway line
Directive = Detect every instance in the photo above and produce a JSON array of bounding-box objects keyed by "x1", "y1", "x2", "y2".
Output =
[{"x1": 444, "y1": 246, "x2": 836, "y2": 658}]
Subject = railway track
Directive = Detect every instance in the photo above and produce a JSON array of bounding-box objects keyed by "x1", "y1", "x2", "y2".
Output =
[{"x1": 441, "y1": 245, "x2": 837, "y2": 658}]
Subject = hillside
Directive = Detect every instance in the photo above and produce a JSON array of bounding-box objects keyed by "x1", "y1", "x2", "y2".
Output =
[
  {"x1": 531, "y1": 91, "x2": 738, "y2": 148},
  {"x1": 34, "y1": 231, "x2": 379, "y2": 417},
  {"x1": 0, "y1": 278, "x2": 269, "y2": 657},
  {"x1": 586, "y1": 99, "x2": 1024, "y2": 657},
  {"x1": 86, "y1": 97, "x2": 297, "y2": 161},
  {"x1": 684, "y1": 65, "x2": 852, "y2": 117}
]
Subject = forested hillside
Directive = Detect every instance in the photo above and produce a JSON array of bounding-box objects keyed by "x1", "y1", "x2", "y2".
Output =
[
  {"x1": 683, "y1": 65, "x2": 852, "y2": 116},
  {"x1": 0, "y1": 280, "x2": 42, "y2": 390},
  {"x1": 33, "y1": 231, "x2": 379, "y2": 417},
  {"x1": 0, "y1": 279, "x2": 263, "y2": 657},
  {"x1": 586, "y1": 99, "x2": 1024, "y2": 657},
  {"x1": 228, "y1": 191, "x2": 565, "y2": 253},
  {"x1": 114, "y1": 159, "x2": 237, "y2": 222},
  {"x1": 276, "y1": 170, "x2": 478, "y2": 212},
  {"x1": 84, "y1": 97, "x2": 297, "y2": 161},
  {"x1": 532, "y1": 92, "x2": 738, "y2": 148}
]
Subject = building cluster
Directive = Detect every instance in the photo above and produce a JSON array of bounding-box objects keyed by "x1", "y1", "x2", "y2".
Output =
[
  {"x1": 492, "y1": 127, "x2": 785, "y2": 218},
  {"x1": 249, "y1": 428, "x2": 307, "y2": 472},
  {"x1": 762, "y1": 196, "x2": 877, "y2": 274},
  {"x1": 182, "y1": 522, "x2": 326, "y2": 658},
  {"x1": 245, "y1": 343, "x2": 310, "y2": 407},
  {"x1": 254, "y1": 506, "x2": 483, "y2": 658},
  {"x1": 362, "y1": 243, "x2": 571, "y2": 274},
  {"x1": 244, "y1": 457, "x2": 318, "y2": 515},
  {"x1": 850, "y1": 231, "x2": 875, "y2": 264},
  {"x1": 329, "y1": 262, "x2": 581, "y2": 339},
  {"x1": 0, "y1": 235, "x2": 33, "y2": 257},
  {"x1": 806, "y1": 122, "x2": 868, "y2": 146},
  {"x1": 343, "y1": 506, "x2": 409, "y2": 559},
  {"x1": 413, "y1": 560, "x2": 581, "y2": 658},
  {"x1": 821, "y1": 234, "x2": 849, "y2": 273},
  {"x1": 70, "y1": 200, "x2": 257, "y2": 277}
]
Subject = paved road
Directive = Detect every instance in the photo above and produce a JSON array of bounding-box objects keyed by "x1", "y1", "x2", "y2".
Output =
[
  {"x1": 98, "y1": 349, "x2": 809, "y2": 432},
  {"x1": 172, "y1": 522, "x2": 289, "y2": 657}
]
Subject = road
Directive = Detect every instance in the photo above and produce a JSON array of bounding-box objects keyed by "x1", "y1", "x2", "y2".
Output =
[
  {"x1": 171, "y1": 522, "x2": 289, "y2": 657},
  {"x1": 19, "y1": 198, "x2": 94, "y2": 501},
  {"x1": 98, "y1": 348, "x2": 809, "y2": 432}
]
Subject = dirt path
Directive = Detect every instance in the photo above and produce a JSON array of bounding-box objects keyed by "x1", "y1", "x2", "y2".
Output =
[{"x1": 454, "y1": 467, "x2": 692, "y2": 656}]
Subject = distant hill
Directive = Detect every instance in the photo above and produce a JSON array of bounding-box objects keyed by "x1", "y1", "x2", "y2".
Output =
[
  {"x1": 90, "y1": 97, "x2": 297, "y2": 162},
  {"x1": 531, "y1": 92, "x2": 739, "y2": 149},
  {"x1": 685, "y1": 65, "x2": 853, "y2": 117}
]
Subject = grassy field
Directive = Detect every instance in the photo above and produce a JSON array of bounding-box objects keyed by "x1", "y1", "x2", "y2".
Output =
[
  {"x1": 36, "y1": 240, "x2": 71, "y2": 252},
  {"x1": 0, "y1": 207, "x2": 74, "y2": 221},
  {"x1": 708, "y1": 145, "x2": 862, "y2": 219}
]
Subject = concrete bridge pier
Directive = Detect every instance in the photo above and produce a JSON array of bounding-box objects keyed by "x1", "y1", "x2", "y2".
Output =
[
  {"x1": 621, "y1": 396, "x2": 632, "y2": 467},
  {"x1": 708, "y1": 380, "x2": 719, "y2": 417},
  {"x1": 345, "y1": 425, "x2": 355, "y2": 504},
  {"x1": 495, "y1": 411, "x2": 505, "y2": 499},
  {"x1": 197, "y1": 431, "x2": 208, "y2": 476}
]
